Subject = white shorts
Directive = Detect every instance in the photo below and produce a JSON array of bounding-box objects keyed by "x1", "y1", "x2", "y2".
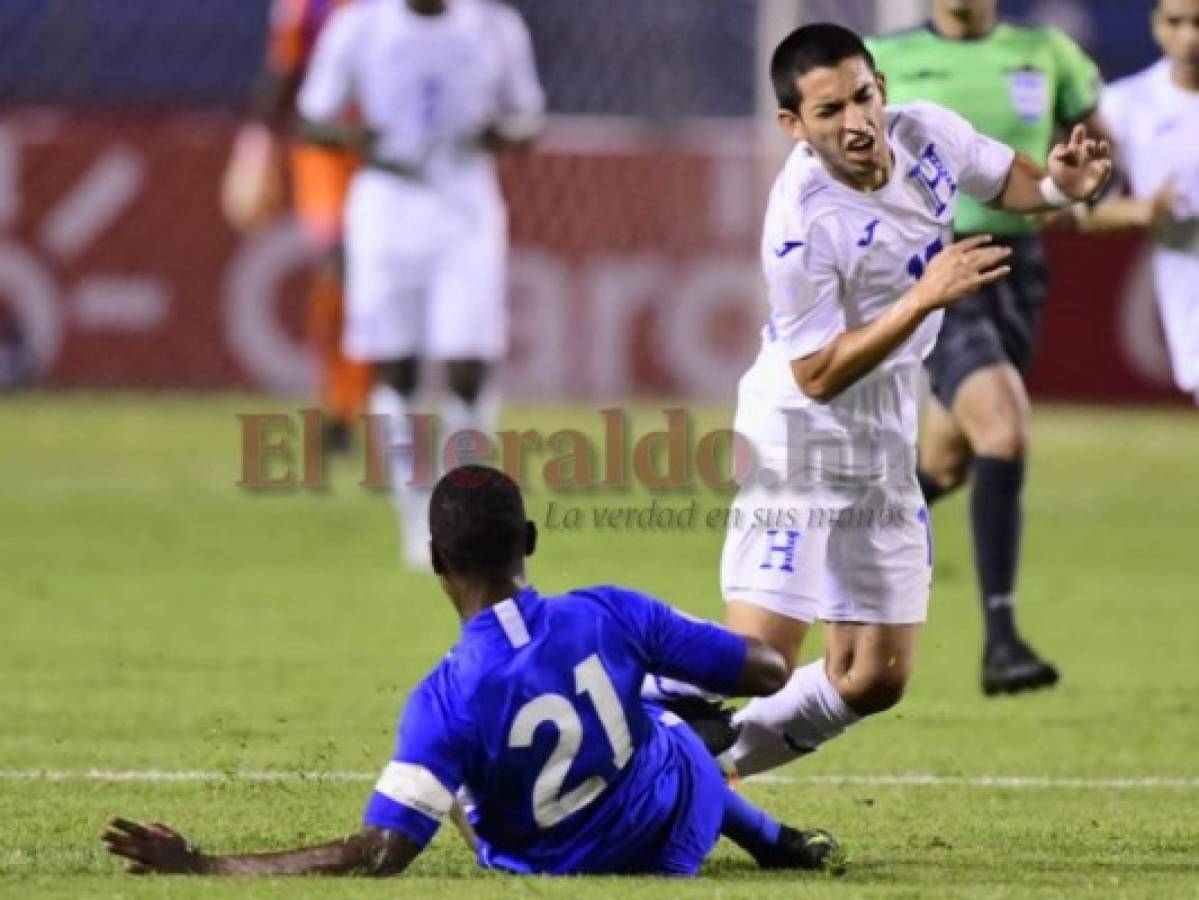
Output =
[
  {"x1": 719, "y1": 478, "x2": 932, "y2": 625},
  {"x1": 343, "y1": 171, "x2": 508, "y2": 363},
  {"x1": 1154, "y1": 251, "x2": 1199, "y2": 393}
]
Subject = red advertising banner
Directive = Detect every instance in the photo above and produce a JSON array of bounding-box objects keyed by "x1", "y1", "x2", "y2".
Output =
[{"x1": 0, "y1": 110, "x2": 1184, "y2": 404}]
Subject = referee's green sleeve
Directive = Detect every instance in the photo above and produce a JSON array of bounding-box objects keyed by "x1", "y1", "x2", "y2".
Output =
[{"x1": 1048, "y1": 27, "x2": 1101, "y2": 125}]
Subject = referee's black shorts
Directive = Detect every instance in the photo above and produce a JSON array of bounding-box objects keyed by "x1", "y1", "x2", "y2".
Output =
[{"x1": 925, "y1": 235, "x2": 1049, "y2": 410}]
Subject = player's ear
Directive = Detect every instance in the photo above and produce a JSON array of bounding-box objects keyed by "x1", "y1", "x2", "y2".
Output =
[
  {"x1": 524, "y1": 521, "x2": 537, "y2": 558},
  {"x1": 875, "y1": 69, "x2": 887, "y2": 104},
  {"x1": 430, "y1": 542, "x2": 446, "y2": 576},
  {"x1": 777, "y1": 108, "x2": 805, "y2": 140}
]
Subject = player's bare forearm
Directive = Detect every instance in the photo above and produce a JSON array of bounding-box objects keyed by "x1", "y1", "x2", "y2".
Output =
[
  {"x1": 791, "y1": 236, "x2": 1012, "y2": 403},
  {"x1": 993, "y1": 153, "x2": 1053, "y2": 213},
  {"x1": 789, "y1": 293, "x2": 928, "y2": 403},
  {"x1": 102, "y1": 819, "x2": 419, "y2": 877},
  {"x1": 204, "y1": 829, "x2": 418, "y2": 877}
]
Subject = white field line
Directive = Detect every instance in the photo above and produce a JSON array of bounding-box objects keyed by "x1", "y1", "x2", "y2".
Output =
[{"x1": 1, "y1": 769, "x2": 1197, "y2": 790}]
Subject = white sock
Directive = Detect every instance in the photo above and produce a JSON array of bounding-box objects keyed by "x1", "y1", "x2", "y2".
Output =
[
  {"x1": 442, "y1": 390, "x2": 500, "y2": 467},
  {"x1": 641, "y1": 674, "x2": 724, "y2": 705},
  {"x1": 371, "y1": 384, "x2": 431, "y2": 569},
  {"x1": 730, "y1": 658, "x2": 859, "y2": 777}
]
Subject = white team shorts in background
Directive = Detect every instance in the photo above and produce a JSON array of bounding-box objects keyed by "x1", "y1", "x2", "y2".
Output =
[
  {"x1": 1154, "y1": 251, "x2": 1199, "y2": 394},
  {"x1": 343, "y1": 171, "x2": 509, "y2": 363},
  {"x1": 719, "y1": 477, "x2": 932, "y2": 625}
]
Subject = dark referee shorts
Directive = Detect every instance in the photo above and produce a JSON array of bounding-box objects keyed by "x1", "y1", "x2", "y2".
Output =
[{"x1": 926, "y1": 235, "x2": 1049, "y2": 410}]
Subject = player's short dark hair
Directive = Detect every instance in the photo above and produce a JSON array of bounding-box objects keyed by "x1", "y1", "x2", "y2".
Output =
[
  {"x1": 430, "y1": 465, "x2": 527, "y2": 575},
  {"x1": 771, "y1": 22, "x2": 877, "y2": 113}
]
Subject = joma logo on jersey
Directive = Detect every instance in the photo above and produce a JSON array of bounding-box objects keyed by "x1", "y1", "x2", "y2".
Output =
[{"x1": 908, "y1": 143, "x2": 957, "y2": 218}]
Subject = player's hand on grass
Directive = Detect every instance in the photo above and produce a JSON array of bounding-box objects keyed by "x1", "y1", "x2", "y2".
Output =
[
  {"x1": 102, "y1": 817, "x2": 208, "y2": 874},
  {"x1": 1047, "y1": 124, "x2": 1113, "y2": 203},
  {"x1": 911, "y1": 235, "x2": 1012, "y2": 312}
]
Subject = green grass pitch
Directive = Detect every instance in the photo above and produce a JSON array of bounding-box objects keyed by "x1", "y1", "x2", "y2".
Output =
[{"x1": 1, "y1": 394, "x2": 1197, "y2": 898}]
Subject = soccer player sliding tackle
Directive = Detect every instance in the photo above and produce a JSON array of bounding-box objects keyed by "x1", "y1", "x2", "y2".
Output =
[
  {"x1": 103, "y1": 466, "x2": 840, "y2": 877},
  {"x1": 648, "y1": 24, "x2": 1111, "y2": 777}
]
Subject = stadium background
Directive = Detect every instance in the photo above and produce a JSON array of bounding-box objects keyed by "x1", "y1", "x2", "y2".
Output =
[{"x1": 0, "y1": 0, "x2": 1181, "y2": 403}]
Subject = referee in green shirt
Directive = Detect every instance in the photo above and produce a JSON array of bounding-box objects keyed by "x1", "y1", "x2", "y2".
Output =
[{"x1": 866, "y1": 0, "x2": 1102, "y2": 696}]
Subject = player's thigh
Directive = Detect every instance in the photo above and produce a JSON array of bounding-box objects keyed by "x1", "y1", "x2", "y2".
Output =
[
  {"x1": 724, "y1": 602, "x2": 810, "y2": 670},
  {"x1": 428, "y1": 218, "x2": 508, "y2": 362},
  {"x1": 951, "y1": 363, "x2": 1030, "y2": 459},
  {"x1": 719, "y1": 480, "x2": 827, "y2": 667},
  {"x1": 918, "y1": 393, "x2": 972, "y2": 488},
  {"x1": 820, "y1": 490, "x2": 932, "y2": 629}
]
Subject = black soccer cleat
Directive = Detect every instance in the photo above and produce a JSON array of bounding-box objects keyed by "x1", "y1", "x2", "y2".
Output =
[
  {"x1": 658, "y1": 697, "x2": 739, "y2": 757},
  {"x1": 754, "y1": 825, "x2": 844, "y2": 873},
  {"x1": 982, "y1": 639, "x2": 1060, "y2": 696}
]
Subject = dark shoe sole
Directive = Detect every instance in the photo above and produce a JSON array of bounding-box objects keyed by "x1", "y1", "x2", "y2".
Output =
[{"x1": 982, "y1": 666, "x2": 1060, "y2": 696}]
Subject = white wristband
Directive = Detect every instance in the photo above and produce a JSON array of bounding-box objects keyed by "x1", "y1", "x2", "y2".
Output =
[{"x1": 1039, "y1": 176, "x2": 1073, "y2": 209}]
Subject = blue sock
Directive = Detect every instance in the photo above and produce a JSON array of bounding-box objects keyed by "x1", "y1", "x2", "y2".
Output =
[{"x1": 721, "y1": 786, "x2": 781, "y2": 858}]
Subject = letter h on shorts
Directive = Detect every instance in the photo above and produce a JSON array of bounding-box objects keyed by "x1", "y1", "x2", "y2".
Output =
[{"x1": 759, "y1": 529, "x2": 801, "y2": 573}]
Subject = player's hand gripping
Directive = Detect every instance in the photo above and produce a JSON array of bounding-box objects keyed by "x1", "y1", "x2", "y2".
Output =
[
  {"x1": 1047, "y1": 124, "x2": 1113, "y2": 203},
  {"x1": 102, "y1": 817, "x2": 209, "y2": 874},
  {"x1": 910, "y1": 235, "x2": 1012, "y2": 312}
]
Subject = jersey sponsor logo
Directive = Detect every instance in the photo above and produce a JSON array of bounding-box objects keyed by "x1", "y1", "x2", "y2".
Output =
[
  {"x1": 856, "y1": 219, "x2": 880, "y2": 248},
  {"x1": 1008, "y1": 67, "x2": 1049, "y2": 124},
  {"x1": 772, "y1": 240, "x2": 805, "y2": 258}
]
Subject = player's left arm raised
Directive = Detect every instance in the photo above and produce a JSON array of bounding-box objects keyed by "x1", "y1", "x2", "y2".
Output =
[
  {"x1": 102, "y1": 818, "x2": 420, "y2": 877},
  {"x1": 993, "y1": 124, "x2": 1113, "y2": 213}
]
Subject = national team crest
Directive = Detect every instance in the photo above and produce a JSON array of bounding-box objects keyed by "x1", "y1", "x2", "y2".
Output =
[{"x1": 1009, "y1": 68, "x2": 1048, "y2": 124}]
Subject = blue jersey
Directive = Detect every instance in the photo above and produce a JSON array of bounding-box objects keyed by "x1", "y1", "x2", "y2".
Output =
[{"x1": 362, "y1": 584, "x2": 748, "y2": 875}]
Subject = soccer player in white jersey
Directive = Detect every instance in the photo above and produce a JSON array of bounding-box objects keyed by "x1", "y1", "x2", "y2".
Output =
[
  {"x1": 1081, "y1": 0, "x2": 1199, "y2": 404},
  {"x1": 297, "y1": 0, "x2": 545, "y2": 567},
  {"x1": 652, "y1": 23, "x2": 1112, "y2": 777}
]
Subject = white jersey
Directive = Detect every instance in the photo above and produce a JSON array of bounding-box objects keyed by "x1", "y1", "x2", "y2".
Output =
[
  {"x1": 298, "y1": 0, "x2": 544, "y2": 210},
  {"x1": 1100, "y1": 60, "x2": 1199, "y2": 393},
  {"x1": 735, "y1": 102, "x2": 1014, "y2": 482}
]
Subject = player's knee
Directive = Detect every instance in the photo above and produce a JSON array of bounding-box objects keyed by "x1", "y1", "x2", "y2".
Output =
[
  {"x1": 971, "y1": 418, "x2": 1028, "y2": 460},
  {"x1": 920, "y1": 451, "x2": 970, "y2": 493},
  {"x1": 445, "y1": 359, "x2": 490, "y2": 405},
  {"x1": 376, "y1": 358, "x2": 420, "y2": 398},
  {"x1": 837, "y1": 666, "x2": 910, "y2": 716}
]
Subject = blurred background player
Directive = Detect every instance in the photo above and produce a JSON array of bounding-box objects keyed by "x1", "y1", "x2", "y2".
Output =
[
  {"x1": 222, "y1": 0, "x2": 371, "y2": 454},
  {"x1": 297, "y1": 0, "x2": 545, "y2": 569},
  {"x1": 1081, "y1": 0, "x2": 1199, "y2": 405},
  {"x1": 867, "y1": 0, "x2": 1104, "y2": 696}
]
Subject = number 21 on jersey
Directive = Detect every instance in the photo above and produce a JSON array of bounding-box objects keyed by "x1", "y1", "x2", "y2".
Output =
[{"x1": 507, "y1": 654, "x2": 633, "y2": 828}]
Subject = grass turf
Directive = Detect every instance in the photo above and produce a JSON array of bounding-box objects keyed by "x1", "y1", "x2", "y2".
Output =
[{"x1": 1, "y1": 394, "x2": 1197, "y2": 897}]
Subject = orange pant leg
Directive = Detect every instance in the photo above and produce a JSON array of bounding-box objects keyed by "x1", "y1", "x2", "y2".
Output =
[{"x1": 291, "y1": 145, "x2": 370, "y2": 422}]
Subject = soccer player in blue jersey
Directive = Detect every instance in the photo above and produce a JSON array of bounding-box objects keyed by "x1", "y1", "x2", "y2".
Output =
[{"x1": 102, "y1": 466, "x2": 839, "y2": 877}]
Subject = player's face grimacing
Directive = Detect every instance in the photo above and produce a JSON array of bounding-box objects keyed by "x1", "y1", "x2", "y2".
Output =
[
  {"x1": 781, "y1": 58, "x2": 889, "y2": 190},
  {"x1": 933, "y1": 0, "x2": 997, "y2": 24},
  {"x1": 1154, "y1": 0, "x2": 1199, "y2": 69}
]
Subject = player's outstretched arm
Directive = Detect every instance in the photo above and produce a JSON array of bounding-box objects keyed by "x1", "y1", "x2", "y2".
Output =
[
  {"x1": 101, "y1": 819, "x2": 420, "y2": 877},
  {"x1": 1076, "y1": 182, "x2": 1177, "y2": 234},
  {"x1": 791, "y1": 236, "x2": 1011, "y2": 402},
  {"x1": 993, "y1": 126, "x2": 1113, "y2": 213}
]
